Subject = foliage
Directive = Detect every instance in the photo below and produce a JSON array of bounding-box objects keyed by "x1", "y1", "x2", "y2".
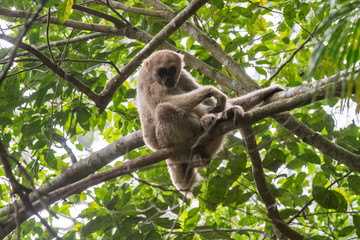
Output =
[{"x1": 0, "y1": 0, "x2": 360, "y2": 239}]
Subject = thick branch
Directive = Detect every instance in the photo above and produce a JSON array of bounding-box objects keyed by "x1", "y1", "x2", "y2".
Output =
[{"x1": 241, "y1": 126, "x2": 306, "y2": 239}]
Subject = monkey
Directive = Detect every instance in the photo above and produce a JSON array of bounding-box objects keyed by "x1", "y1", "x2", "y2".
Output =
[{"x1": 136, "y1": 50, "x2": 284, "y2": 197}]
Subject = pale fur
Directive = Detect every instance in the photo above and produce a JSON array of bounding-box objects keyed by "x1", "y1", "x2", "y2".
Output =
[{"x1": 136, "y1": 50, "x2": 284, "y2": 197}]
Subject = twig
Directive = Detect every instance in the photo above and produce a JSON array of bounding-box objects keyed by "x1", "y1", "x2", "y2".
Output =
[
  {"x1": 56, "y1": 58, "x2": 122, "y2": 76},
  {"x1": 129, "y1": 173, "x2": 177, "y2": 193},
  {"x1": 2, "y1": 63, "x2": 44, "y2": 79},
  {"x1": 52, "y1": 134, "x2": 78, "y2": 164},
  {"x1": 105, "y1": 0, "x2": 132, "y2": 26},
  {"x1": 268, "y1": 24, "x2": 319, "y2": 81},
  {"x1": 46, "y1": 7, "x2": 56, "y2": 63}
]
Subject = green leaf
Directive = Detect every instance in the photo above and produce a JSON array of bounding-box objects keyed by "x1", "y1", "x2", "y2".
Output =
[
  {"x1": 237, "y1": 192, "x2": 254, "y2": 205},
  {"x1": 154, "y1": 218, "x2": 181, "y2": 229},
  {"x1": 338, "y1": 226, "x2": 355, "y2": 237},
  {"x1": 312, "y1": 172, "x2": 328, "y2": 187},
  {"x1": 312, "y1": 186, "x2": 338, "y2": 210},
  {"x1": 283, "y1": 2, "x2": 296, "y2": 27},
  {"x1": 263, "y1": 149, "x2": 286, "y2": 172},
  {"x1": 77, "y1": 108, "x2": 92, "y2": 131},
  {"x1": 206, "y1": 176, "x2": 227, "y2": 206},
  {"x1": 287, "y1": 142, "x2": 299, "y2": 155},
  {"x1": 279, "y1": 209, "x2": 298, "y2": 219},
  {"x1": 348, "y1": 175, "x2": 360, "y2": 194},
  {"x1": 255, "y1": 66, "x2": 267, "y2": 76},
  {"x1": 332, "y1": 190, "x2": 347, "y2": 211},
  {"x1": 81, "y1": 216, "x2": 114, "y2": 236},
  {"x1": 233, "y1": 6, "x2": 252, "y2": 18},
  {"x1": 299, "y1": 150, "x2": 321, "y2": 164},
  {"x1": 58, "y1": 0, "x2": 74, "y2": 24},
  {"x1": 354, "y1": 214, "x2": 360, "y2": 228},
  {"x1": 298, "y1": 3, "x2": 311, "y2": 21},
  {"x1": 294, "y1": 172, "x2": 307, "y2": 186}
]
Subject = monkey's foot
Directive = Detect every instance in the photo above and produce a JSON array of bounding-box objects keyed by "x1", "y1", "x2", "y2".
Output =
[
  {"x1": 220, "y1": 106, "x2": 245, "y2": 125},
  {"x1": 200, "y1": 113, "x2": 217, "y2": 131}
]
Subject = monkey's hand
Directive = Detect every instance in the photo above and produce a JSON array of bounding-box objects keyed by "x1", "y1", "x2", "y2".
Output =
[
  {"x1": 205, "y1": 86, "x2": 227, "y2": 113},
  {"x1": 200, "y1": 113, "x2": 217, "y2": 131},
  {"x1": 222, "y1": 105, "x2": 245, "y2": 125}
]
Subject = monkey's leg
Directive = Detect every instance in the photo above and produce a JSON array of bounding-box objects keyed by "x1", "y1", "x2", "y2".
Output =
[
  {"x1": 230, "y1": 85, "x2": 284, "y2": 111},
  {"x1": 155, "y1": 102, "x2": 203, "y2": 195},
  {"x1": 155, "y1": 103, "x2": 202, "y2": 147}
]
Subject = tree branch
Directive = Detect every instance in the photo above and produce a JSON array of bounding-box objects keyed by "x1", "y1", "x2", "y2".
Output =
[{"x1": 241, "y1": 126, "x2": 306, "y2": 239}]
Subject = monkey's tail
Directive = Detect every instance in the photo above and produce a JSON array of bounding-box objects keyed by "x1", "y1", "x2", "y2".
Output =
[{"x1": 166, "y1": 158, "x2": 202, "y2": 198}]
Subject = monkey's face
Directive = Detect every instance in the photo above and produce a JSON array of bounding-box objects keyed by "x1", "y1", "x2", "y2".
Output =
[
  {"x1": 156, "y1": 65, "x2": 178, "y2": 88},
  {"x1": 144, "y1": 50, "x2": 182, "y2": 89}
]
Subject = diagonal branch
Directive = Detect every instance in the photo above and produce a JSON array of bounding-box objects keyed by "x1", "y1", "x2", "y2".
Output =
[{"x1": 241, "y1": 126, "x2": 306, "y2": 239}]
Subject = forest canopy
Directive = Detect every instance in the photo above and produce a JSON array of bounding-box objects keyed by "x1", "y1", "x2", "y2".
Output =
[{"x1": 0, "y1": 0, "x2": 360, "y2": 239}]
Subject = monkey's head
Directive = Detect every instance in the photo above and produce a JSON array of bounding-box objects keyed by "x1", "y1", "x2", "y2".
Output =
[{"x1": 144, "y1": 50, "x2": 184, "y2": 88}]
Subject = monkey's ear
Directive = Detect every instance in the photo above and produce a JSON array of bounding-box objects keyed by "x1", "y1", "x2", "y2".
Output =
[
  {"x1": 180, "y1": 54, "x2": 185, "y2": 61},
  {"x1": 180, "y1": 54, "x2": 185, "y2": 68}
]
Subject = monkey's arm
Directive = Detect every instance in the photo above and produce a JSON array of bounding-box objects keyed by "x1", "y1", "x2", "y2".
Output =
[
  {"x1": 167, "y1": 86, "x2": 227, "y2": 113},
  {"x1": 179, "y1": 71, "x2": 216, "y2": 107},
  {"x1": 230, "y1": 85, "x2": 284, "y2": 111},
  {"x1": 178, "y1": 70, "x2": 201, "y2": 91}
]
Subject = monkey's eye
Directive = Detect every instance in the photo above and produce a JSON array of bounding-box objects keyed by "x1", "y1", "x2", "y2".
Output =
[
  {"x1": 169, "y1": 66, "x2": 177, "y2": 75},
  {"x1": 157, "y1": 68, "x2": 168, "y2": 77}
]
